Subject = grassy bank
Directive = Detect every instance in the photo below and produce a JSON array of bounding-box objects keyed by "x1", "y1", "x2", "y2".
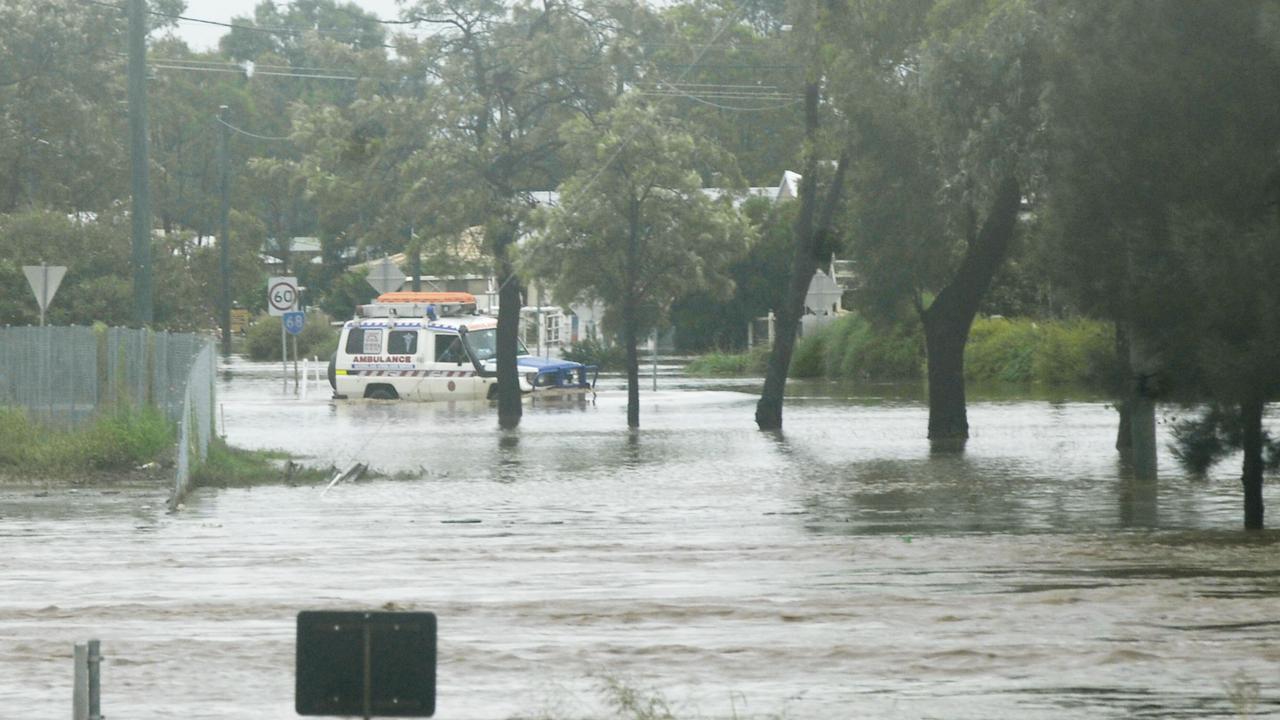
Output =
[
  {"x1": 192, "y1": 438, "x2": 333, "y2": 488},
  {"x1": 684, "y1": 313, "x2": 1117, "y2": 388},
  {"x1": 0, "y1": 405, "x2": 172, "y2": 475}
]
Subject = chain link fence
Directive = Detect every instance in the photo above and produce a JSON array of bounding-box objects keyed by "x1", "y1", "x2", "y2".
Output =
[
  {"x1": 170, "y1": 340, "x2": 215, "y2": 509},
  {"x1": 0, "y1": 326, "x2": 215, "y2": 505}
]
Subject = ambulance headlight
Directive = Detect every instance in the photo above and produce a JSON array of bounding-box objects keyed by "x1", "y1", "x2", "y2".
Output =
[{"x1": 525, "y1": 371, "x2": 538, "y2": 386}]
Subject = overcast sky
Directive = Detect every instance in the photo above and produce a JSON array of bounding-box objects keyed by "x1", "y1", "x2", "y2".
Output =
[{"x1": 174, "y1": 0, "x2": 408, "y2": 51}]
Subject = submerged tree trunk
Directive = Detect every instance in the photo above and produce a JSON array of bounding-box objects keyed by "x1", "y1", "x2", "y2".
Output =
[
  {"x1": 922, "y1": 314, "x2": 969, "y2": 440},
  {"x1": 624, "y1": 199, "x2": 642, "y2": 428},
  {"x1": 1127, "y1": 328, "x2": 1159, "y2": 481},
  {"x1": 920, "y1": 177, "x2": 1021, "y2": 442},
  {"x1": 756, "y1": 84, "x2": 850, "y2": 430},
  {"x1": 494, "y1": 229, "x2": 523, "y2": 429},
  {"x1": 1240, "y1": 398, "x2": 1265, "y2": 530},
  {"x1": 1114, "y1": 325, "x2": 1133, "y2": 453},
  {"x1": 623, "y1": 296, "x2": 640, "y2": 428}
]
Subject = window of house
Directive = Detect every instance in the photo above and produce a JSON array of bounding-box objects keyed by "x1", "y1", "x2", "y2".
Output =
[{"x1": 545, "y1": 314, "x2": 561, "y2": 344}]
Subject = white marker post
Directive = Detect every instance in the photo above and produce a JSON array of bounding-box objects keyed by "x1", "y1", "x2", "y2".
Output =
[{"x1": 267, "y1": 277, "x2": 298, "y2": 391}]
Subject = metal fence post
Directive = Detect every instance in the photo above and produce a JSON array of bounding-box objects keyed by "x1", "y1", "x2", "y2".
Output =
[
  {"x1": 72, "y1": 643, "x2": 87, "y2": 720},
  {"x1": 88, "y1": 639, "x2": 102, "y2": 720}
]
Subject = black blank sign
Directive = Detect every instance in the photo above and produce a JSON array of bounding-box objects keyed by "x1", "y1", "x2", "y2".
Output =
[{"x1": 296, "y1": 611, "x2": 436, "y2": 717}]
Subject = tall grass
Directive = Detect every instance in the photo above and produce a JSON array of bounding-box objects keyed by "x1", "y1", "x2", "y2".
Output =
[
  {"x1": 684, "y1": 345, "x2": 771, "y2": 376},
  {"x1": 0, "y1": 405, "x2": 172, "y2": 474}
]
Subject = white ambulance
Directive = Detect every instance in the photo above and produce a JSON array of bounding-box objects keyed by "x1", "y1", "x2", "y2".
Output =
[{"x1": 327, "y1": 291, "x2": 596, "y2": 401}]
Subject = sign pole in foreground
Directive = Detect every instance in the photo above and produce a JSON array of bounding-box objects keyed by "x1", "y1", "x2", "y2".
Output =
[
  {"x1": 23, "y1": 263, "x2": 66, "y2": 327},
  {"x1": 296, "y1": 610, "x2": 436, "y2": 719}
]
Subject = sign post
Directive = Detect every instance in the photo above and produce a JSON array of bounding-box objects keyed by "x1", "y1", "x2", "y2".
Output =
[
  {"x1": 268, "y1": 277, "x2": 299, "y2": 391},
  {"x1": 23, "y1": 263, "x2": 67, "y2": 326},
  {"x1": 284, "y1": 311, "x2": 305, "y2": 391}
]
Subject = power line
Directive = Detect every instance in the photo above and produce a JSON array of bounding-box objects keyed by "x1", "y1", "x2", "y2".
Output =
[
  {"x1": 150, "y1": 9, "x2": 397, "y2": 50},
  {"x1": 76, "y1": 0, "x2": 124, "y2": 11},
  {"x1": 147, "y1": 55, "x2": 354, "y2": 74},
  {"x1": 71, "y1": 0, "x2": 398, "y2": 49},
  {"x1": 637, "y1": 91, "x2": 803, "y2": 112},
  {"x1": 150, "y1": 60, "x2": 359, "y2": 81},
  {"x1": 216, "y1": 116, "x2": 291, "y2": 142}
]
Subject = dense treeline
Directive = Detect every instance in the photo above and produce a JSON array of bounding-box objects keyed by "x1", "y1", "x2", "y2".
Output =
[{"x1": 1, "y1": 0, "x2": 1277, "y2": 525}]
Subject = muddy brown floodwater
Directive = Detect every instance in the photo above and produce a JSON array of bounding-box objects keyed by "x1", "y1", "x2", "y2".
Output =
[{"x1": 1, "y1": 358, "x2": 1278, "y2": 719}]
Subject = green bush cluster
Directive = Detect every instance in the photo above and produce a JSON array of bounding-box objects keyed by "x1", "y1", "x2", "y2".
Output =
[
  {"x1": 245, "y1": 311, "x2": 339, "y2": 361},
  {"x1": 685, "y1": 313, "x2": 1117, "y2": 388},
  {"x1": 965, "y1": 317, "x2": 1116, "y2": 386},
  {"x1": 561, "y1": 336, "x2": 628, "y2": 371},
  {"x1": 802, "y1": 313, "x2": 923, "y2": 380},
  {"x1": 0, "y1": 405, "x2": 173, "y2": 474}
]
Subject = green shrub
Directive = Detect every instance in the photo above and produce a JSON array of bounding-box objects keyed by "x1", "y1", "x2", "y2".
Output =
[
  {"x1": 1032, "y1": 318, "x2": 1116, "y2": 386},
  {"x1": 966, "y1": 316, "x2": 1115, "y2": 386},
  {"x1": 791, "y1": 332, "x2": 827, "y2": 378},
  {"x1": 561, "y1": 336, "x2": 627, "y2": 371},
  {"x1": 965, "y1": 317, "x2": 1039, "y2": 383},
  {"x1": 857, "y1": 320, "x2": 925, "y2": 379},
  {"x1": 0, "y1": 407, "x2": 37, "y2": 467},
  {"x1": 246, "y1": 311, "x2": 339, "y2": 361}
]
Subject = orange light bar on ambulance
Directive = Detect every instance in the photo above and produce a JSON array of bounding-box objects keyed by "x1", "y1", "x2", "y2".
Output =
[{"x1": 375, "y1": 291, "x2": 478, "y2": 305}]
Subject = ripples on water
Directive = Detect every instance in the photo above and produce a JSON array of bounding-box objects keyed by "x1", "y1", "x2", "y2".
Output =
[{"x1": 1, "y1": 361, "x2": 1277, "y2": 719}]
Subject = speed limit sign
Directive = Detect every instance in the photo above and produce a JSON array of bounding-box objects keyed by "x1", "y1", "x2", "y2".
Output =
[{"x1": 267, "y1": 276, "x2": 298, "y2": 316}]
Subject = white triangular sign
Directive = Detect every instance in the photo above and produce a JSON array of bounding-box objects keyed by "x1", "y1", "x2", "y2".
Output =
[{"x1": 23, "y1": 265, "x2": 67, "y2": 312}]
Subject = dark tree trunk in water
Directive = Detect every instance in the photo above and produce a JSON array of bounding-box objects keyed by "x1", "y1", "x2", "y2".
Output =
[
  {"x1": 756, "y1": 83, "x2": 849, "y2": 430},
  {"x1": 1114, "y1": 325, "x2": 1133, "y2": 453},
  {"x1": 494, "y1": 230, "x2": 523, "y2": 429},
  {"x1": 623, "y1": 296, "x2": 640, "y2": 428},
  {"x1": 624, "y1": 198, "x2": 641, "y2": 428},
  {"x1": 921, "y1": 177, "x2": 1021, "y2": 442},
  {"x1": 1241, "y1": 399, "x2": 1265, "y2": 530},
  {"x1": 922, "y1": 315, "x2": 970, "y2": 441}
]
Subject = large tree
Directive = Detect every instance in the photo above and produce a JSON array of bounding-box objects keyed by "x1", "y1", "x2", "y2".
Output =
[
  {"x1": 402, "y1": 0, "x2": 620, "y2": 428},
  {"x1": 0, "y1": 0, "x2": 130, "y2": 214},
  {"x1": 525, "y1": 98, "x2": 750, "y2": 427},
  {"x1": 830, "y1": 0, "x2": 1045, "y2": 442},
  {"x1": 1044, "y1": 0, "x2": 1280, "y2": 528},
  {"x1": 754, "y1": 0, "x2": 850, "y2": 431}
]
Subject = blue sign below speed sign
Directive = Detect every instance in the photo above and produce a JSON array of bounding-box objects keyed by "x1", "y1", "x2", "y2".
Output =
[{"x1": 283, "y1": 311, "x2": 306, "y2": 336}]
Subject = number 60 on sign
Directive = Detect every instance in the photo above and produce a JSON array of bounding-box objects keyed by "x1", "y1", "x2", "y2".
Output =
[{"x1": 268, "y1": 276, "x2": 298, "y2": 316}]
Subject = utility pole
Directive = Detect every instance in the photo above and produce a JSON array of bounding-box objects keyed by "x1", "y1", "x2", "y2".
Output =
[
  {"x1": 218, "y1": 105, "x2": 232, "y2": 355},
  {"x1": 408, "y1": 224, "x2": 421, "y2": 291},
  {"x1": 128, "y1": 0, "x2": 153, "y2": 325}
]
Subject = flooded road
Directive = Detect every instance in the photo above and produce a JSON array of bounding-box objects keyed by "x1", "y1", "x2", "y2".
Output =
[{"x1": 2, "y1": 359, "x2": 1278, "y2": 719}]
